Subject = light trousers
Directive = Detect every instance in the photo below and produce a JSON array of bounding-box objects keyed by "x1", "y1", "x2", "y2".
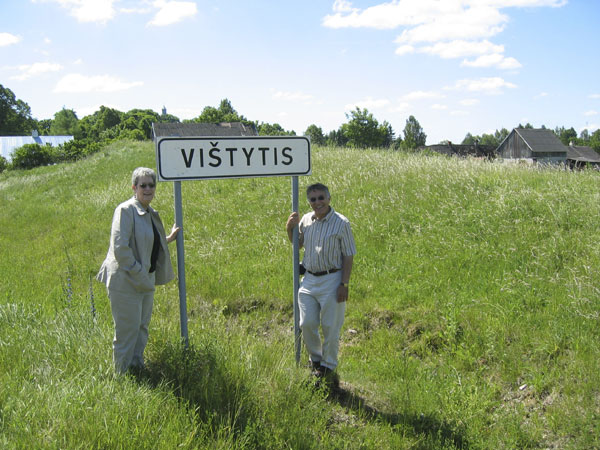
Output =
[
  {"x1": 298, "y1": 271, "x2": 345, "y2": 370},
  {"x1": 108, "y1": 286, "x2": 155, "y2": 374}
]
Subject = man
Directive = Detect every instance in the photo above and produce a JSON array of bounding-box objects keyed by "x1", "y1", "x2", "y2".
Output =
[{"x1": 286, "y1": 183, "x2": 356, "y2": 387}]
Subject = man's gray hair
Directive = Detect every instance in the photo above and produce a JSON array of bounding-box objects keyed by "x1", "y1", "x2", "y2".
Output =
[
  {"x1": 306, "y1": 183, "x2": 330, "y2": 199},
  {"x1": 131, "y1": 167, "x2": 157, "y2": 186}
]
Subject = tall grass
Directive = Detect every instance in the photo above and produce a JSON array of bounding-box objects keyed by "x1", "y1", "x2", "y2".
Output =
[{"x1": 1, "y1": 141, "x2": 599, "y2": 448}]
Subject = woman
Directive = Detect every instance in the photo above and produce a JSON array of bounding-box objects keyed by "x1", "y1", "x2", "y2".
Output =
[{"x1": 97, "y1": 167, "x2": 179, "y2": 374}]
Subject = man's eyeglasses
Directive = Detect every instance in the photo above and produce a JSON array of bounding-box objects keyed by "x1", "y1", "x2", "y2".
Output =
[
  {"x1": 309, "y1": 195, "x2": 326, "y2": 203},
  {"x1": 139, "y1": 183, "x2": 155, "y2": 189}
]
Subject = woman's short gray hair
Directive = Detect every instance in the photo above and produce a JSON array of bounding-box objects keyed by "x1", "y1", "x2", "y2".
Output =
[{"x1": 131, "y1": 167, "x2": 157, "y2": 186}]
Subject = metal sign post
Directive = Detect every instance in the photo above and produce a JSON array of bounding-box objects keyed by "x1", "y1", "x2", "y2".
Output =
[
  {"x1": 173, "y1": 181, "x2": 189, "y2": 347},
  {"x1": 292, "y1": 176, "x2": 301, "y2": 365}
]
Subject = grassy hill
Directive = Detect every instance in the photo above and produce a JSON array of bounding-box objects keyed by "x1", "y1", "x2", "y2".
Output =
[{"x1": 1, "y1": 140, "x2": 599, "y2": 448}]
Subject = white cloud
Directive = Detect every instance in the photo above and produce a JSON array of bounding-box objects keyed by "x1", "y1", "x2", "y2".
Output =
[
  {"x1": 584, "y1": 110, "x2": 598, "y2": 117},
  {"x1": 11, "y1": 62, "x2": 63, "y2": 81},
  {"x1": 450, "y1": 110, "x2": 469, "y2": 116},
  {"x1": 148, "y1": 0, "x2": 197, "y2": 26},
  {"x1": 35, "y1": 0, "x2": 117, "y2": 24},
  {"x1": 590, "y1": 94, "x2": 600, "y2": 99},
  {"x1": 332, "y1": 0, "x2": 357, "y2": 14},
  {"x1": 345, "y1": 97, "x2": 391, "y2": 110},
  {"x1": 402, "y1": 90, "x2": 444, "y2": 100},
  {"x1": 395, "y1": 6, "x2": 508, "y2": 44},
  {"x1": 53, "y1": 73, "x2": 143, "y2": 93},
  {"x1": 535, "y1": 92, "x2": 548, "y2": 99},
  {"x1": 324, "y1": 0, "x2": 565, "y2": 70},
  {"x1": 395, "y1": 44, "x2": 415, "y2": 55},
  {"x1": 388, "y1": 102, "x2": 410, "y2": 113},
  {"x1": 273, "y1": 90, "x2": 315, "y2": 103},
  {"x1": 419, "y1": 39, "x2": 504, "y2": 59},
  {"x1": 431, "y1": 103, "x2": 448, "y2": 110},
  {"x1": 461, "y1": 53, "x2": 522, "y2": 69},
  {"x1": 447, "y1": 77, "x2": 517, "y2": 94},
  {"x1": 0, "y1": 32, "x2": 21, "y2": 47},
  {"x1": 459, "y1": 98, "x2": 480, "y2": 106}
]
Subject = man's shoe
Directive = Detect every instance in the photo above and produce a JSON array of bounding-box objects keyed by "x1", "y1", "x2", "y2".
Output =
[
  {"x1": 314, "y1": 365, "x2": 340, "y2": 389},
  {"x1": 309, "y1": 360, "x2": 321, "y2": 371}
]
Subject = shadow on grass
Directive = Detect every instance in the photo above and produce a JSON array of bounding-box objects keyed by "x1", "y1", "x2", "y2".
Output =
[
  {"x1": 132, "y1": 341, "x2": 255, "y2": 444},
  {"x1": 327, "y1": 384, "x2": 469, "y2": 449}
]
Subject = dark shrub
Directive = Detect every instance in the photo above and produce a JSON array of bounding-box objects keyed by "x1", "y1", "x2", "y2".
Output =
[
  {"x1": 11, "y1": 143, "x2": 54, "y2": 170},
  {"x1": 0, "y1": 155, "x2": 7, "y2": 173},
  {"x1": 55, "y1": 139, "x2": 101, "y2": 162}
]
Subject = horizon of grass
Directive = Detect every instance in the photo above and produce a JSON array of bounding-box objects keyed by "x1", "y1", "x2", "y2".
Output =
[{"x1": 1, "y1": 140, "x2": 599, "y2": 448}]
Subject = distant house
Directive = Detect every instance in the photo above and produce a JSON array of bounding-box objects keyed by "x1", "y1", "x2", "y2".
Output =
[
  {"x1": 497, "y1": 128, "x2": 567, "y2": 164},
  {"x1": 566, "y1": 143, "x2": 600, "y2": 169},
  {"x1": 419, "y1": 142, "x2": 496, "y2": 158},
  {"x1": 152, "y1": 122, "x2": 258, "y2": 139},
  {"x1": 0, "y1": 131, "x2": 74, "y2": 161}
]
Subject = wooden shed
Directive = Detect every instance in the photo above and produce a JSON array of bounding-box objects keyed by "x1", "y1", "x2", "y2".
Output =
[
  {"x1": 497, "y1": 128, "x2": 567, "y2": 164},
  {"x1": 566, "y1": 143, "x2": 600, "y2": 169}
]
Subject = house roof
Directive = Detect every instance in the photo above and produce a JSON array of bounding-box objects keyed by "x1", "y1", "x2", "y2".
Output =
[
  {"x1": 152, "y1": 122, "x2": 258, "y2": 139},
  {"x1": 0, "y1": 135, "x2": 74, "y2": 161},
  {"x1": 420, "y1": 143, "x2": 496, "y2": 157},
  {"x1": 513, "y1": 128, "x2": 567, "y2": 153},
  {"x1": 567, "y1": 144, "x2": 600, "y2": 163}
]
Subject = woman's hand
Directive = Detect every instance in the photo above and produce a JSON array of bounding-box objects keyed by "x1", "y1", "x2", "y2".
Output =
[{"x1": 166, "y1": 224, "x2": 181, "y2": 243}]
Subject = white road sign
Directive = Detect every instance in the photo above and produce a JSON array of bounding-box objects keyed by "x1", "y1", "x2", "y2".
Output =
[{"x1": 156, "y1": 136, "x2": 311, "y2": 181}]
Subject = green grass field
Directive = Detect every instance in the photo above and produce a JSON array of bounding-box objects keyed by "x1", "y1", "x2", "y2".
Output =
[{"x1": 1, "y1": 140, "x2": 599, "y2": 449}]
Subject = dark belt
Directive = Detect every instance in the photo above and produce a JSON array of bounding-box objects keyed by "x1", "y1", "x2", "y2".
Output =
[{"x1": 306, "y1": 268, "x2": 340, "y2": 276}]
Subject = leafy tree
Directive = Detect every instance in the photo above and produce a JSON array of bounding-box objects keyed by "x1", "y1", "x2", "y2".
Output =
[
  {"x1": 218, "y1": 99, "x2": 236, "y2": 116},
  {"x1": 257, "y1": 122, "x2": 296, "y2": 136},
  {"x1": 121, "y1": 109, "x2": 160, "y2": 139},
  {"x1": 478, "y1": 133, "x2": 499, "y2": 146},
  {"x1": 190, "y1": 99, "x2": 251, "y2": 125},
  {"x1": 50, "y1": 108, "x2": 79, "y2": 136},
  {"x1": 304, "y1": 124, "x2": 325, "y2": 145},
  {"x1": 326, "y1": 128, "x2": 348, "y2": 147},
  {"x1": 495, "y1": 128, "x2": 510, "y2": 144},
  {"x1": 78, "y1": 106, "x2": 123, "y2": 140},
  {"x1": 462, "y1": 128, "x2": 509, "y2": 147},
  {"x1": 341, "y1": 107, "x2": 391, "y2": 148},
  {"x1": 461, "y1": 132, "x2": 476, "y2": 145},
  {"x1": 379, "y1": 120, "x2": 395, "y2": 148},
  {"x1": 11, "y1": 143, "x2": 54, "y2": 169},
  {"x1": 579, "y1": 129, "x2": 590, "y2": 143},
  {"x1": 555, "y1": 126, "x2": 578, "y2": 146},
  {"x1": 37, "y1": 119, "x2": 52, "y2": 135},
  {"x1": 0, "y1": 84, "x2": 35, "y2": 135},
  {"x1": 193, "y1": 106, "x2": 221, "y2": 123},
  {"x1": 402, "y1": 115, "x2": 427, "y2": 149},
  {"x1": 590, "y1": 129, "x2": 600, "y2": 152}
]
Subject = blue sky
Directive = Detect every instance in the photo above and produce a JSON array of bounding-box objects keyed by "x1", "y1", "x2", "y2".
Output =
[{"x1": 1, "y1": 0, "x2": 598, "y2": 144}]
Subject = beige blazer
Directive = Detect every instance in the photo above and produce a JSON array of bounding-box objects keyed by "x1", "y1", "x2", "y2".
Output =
[{"x1": 97, "y1": 197, "x2": 175, "y2": 293}]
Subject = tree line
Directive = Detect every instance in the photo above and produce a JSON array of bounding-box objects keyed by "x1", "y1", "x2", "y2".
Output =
[{"x1": 1, "y1": 83, "x2": 599, "y2": 172}]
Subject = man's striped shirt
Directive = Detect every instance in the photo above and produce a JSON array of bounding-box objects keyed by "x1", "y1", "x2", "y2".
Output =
[{"x1": 299, "y1": 207, "x2": 356, "y2": 273}]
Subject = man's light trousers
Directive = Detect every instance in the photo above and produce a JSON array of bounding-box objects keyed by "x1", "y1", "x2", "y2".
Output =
[{"x1": 298, "y1": 271, "x2": 345, "y2": 370}]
